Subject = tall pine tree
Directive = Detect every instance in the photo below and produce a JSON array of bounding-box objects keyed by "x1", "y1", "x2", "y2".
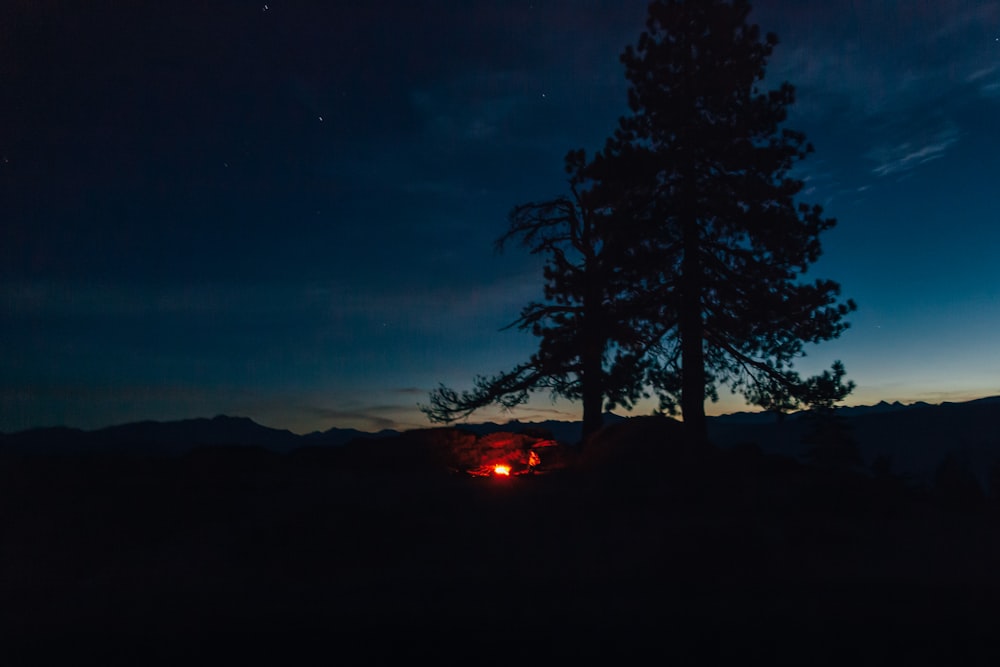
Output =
[
  {"x1": 421, "y1": 151, "x2": 656, "y2": 440},
  {"x1": 602, "y1": 0, "x2": 856, "y2": 443},
  {"x1": 423, "y1": 0, "x2": 855, "y2": 445}
]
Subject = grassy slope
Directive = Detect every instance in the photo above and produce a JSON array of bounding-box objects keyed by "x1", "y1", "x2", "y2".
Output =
[{"x1": 2, "y1": 419, "x2": 998, "y2": 663}]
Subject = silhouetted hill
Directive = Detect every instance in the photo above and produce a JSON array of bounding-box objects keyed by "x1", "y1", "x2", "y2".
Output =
[
  {"x1": 710, "y1": 398, "x2": 937, "y2": 425},
  {"x1": 836, "y1": 399, "x2": 934, "y2": 416},
  {"x1": 0, "y1": 414, "x2": 604, "y2": 456},
  {"x1": 3, "y1": 398, "x2": 999, "y2": 492},
  {"x1": 0, "y1": 415, "x2": 302, "y2": 457},
  {"x1": 707, "y1": 396, "x2": 1000, "y2": 491},
  {"x1": 300, "y1": 426, "x2": 401, "y2": 447},
  {"x1": 2, "y1": 410, "x2": 999, "y2": 663},
  {"x1": 450, "y1": 411, "x2": 628, "y2": 443}
]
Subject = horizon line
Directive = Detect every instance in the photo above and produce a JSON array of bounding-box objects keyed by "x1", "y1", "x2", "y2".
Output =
[{"x1": 5, "y1": 393, "x2": 999, "y2": 437}]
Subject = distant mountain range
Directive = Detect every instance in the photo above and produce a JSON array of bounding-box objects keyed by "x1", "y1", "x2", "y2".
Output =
[
  {"x1": 0, "y1": 415, "x2": 401, "y2": 458},
  {"x1": 3, "y1": 397, "x2": 999, "y2": 488},
  {"x1": 708, "y1": 395, "x2": 1000, "y2": 489},
  {"x1": 708, "y1": 399, "x2": 946, "y2": 424}
]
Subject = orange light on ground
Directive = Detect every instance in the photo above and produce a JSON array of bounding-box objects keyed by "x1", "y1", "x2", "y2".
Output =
[{"x1": 493, "y1": 464, "x2": 511, "y2": 476}]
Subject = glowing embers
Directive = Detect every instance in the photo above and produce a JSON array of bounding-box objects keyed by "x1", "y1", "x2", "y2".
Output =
[
  {"x1": 466, "y1": 459, "x2": 529, "y2": 477},
  {"x1": 453, "y1": 431, "x2": 566, "y2": 477}
]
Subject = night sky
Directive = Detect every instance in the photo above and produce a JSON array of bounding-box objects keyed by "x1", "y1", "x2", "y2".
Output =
[{"x1": 3, "y1": 1, "x2": 999, "y2": 435}]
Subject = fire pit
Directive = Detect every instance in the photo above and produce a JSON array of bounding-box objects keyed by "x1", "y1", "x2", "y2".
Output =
[{"x1": 451, "y1": 432, "x2": 562, "y2": 477}]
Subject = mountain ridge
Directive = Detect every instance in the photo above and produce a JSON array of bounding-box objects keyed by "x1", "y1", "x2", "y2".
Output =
[
  {"x1": 2, "y1": 397, "x2": 1000, "y2": 495},
  {"x1": 3, "y1": 396, "x2": 998, "y2": 443}
]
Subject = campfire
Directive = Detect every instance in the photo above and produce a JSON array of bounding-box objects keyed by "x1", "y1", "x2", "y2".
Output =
[{"x1": 455, "y1": 432, "x2": 561, "y2": 477}]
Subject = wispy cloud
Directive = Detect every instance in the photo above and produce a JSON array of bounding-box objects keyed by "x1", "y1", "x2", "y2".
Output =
[
  {"x1": 755, "y1": 1, "x2": 997, "y2": 189},
  {"x1": 765, "y1": 1, "x2": 1000, "y2": 109},
  {"x1": 2, "y1": 280, "x2": 322, "y2": 318},
  {"x1": 982, "y1": 81, "x2": 1000, "y2": 97},
  {"x1": 867, "y1": 122, "x2": 961, "y2": 177},
  {"x1": 966, "y1": 65, "x2": 999, "y2": 83},
  {"x1": 929, "y1": 2, "x2": 1000, "y2": 41}
]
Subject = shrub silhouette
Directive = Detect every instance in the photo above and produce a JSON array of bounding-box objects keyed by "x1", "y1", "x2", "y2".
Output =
[
  {"x1": 801, "y1": 407, "x2": 862, "y2": 472},
  {"x1": 934, "y1": 451, "x2": 985, "y2": 512}
]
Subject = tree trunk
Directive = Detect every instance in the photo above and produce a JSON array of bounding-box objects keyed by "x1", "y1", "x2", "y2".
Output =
[
  {"x1": 580, "y1": 375, "x2": 604, "y2": 444},
  {"x1": 579, "y1": 311, "x2": 605, "y2": 444},
  {"x1": 679, "y1": 307, "x2": 707, "y2": 444},
  {"x1": 679, "y1": 213, "x2": 707, "y2": 445}
]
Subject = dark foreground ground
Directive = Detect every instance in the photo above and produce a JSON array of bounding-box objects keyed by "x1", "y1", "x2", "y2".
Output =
[{"x1": 2, "y1": 422, "x2": 1000, "y2": 665}]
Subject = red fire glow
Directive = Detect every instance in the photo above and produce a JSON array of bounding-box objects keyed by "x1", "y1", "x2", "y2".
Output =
[{"x1": 493, "y1": 463, "x2": 511, "y2": 476}]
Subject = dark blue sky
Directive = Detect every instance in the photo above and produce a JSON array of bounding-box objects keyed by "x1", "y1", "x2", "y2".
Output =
[{"x1": 3, "y1": 1, "x2": 999, "y2": 434}]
